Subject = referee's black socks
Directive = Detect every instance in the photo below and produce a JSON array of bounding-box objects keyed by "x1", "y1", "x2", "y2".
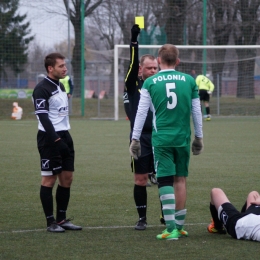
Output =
[{"x1": 134, "y1": 184, "x2": 147, "y2": 220}]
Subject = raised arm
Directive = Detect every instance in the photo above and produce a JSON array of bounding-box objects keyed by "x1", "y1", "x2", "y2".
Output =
[{"x1": 124, "y1": 25, "x2": 141, "y2": 95}]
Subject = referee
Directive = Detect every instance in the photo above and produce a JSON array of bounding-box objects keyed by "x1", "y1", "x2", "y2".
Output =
[
  {"x1": 32, "y1": 53, "x2": 81, "y2": 232},
  {"x1": 124, "y1": 25, "x2": 158, "y2": 230}
]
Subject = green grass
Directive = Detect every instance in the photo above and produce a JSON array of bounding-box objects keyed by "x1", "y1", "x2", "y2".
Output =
[
  {"x1": 0, "y1": 118, "x2": 260, "y2": 259},
  {"x1": 0, "y1": 95, "x2": 260, "y2": 120}
]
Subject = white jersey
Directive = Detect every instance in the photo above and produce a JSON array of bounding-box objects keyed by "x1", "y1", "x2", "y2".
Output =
[
  {"x1": 235, "y1": 214, "x2": 260, "y2": 241},
  {"x1": 32, "y1": 77, "x2": 70, "y2": 132}
]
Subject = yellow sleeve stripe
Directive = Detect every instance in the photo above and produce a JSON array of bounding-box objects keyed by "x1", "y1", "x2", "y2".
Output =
[{"x1": 125, "y1": 46, "x2": 136, "y2": 84}]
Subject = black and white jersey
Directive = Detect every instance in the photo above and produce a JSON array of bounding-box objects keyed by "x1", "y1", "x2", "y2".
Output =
[
  {"x1": 32, "y1": 77, "x2": 70, "y2": 132},
  {"x1": 236, "y1": 213, "x2": 260, "y2": 241}
]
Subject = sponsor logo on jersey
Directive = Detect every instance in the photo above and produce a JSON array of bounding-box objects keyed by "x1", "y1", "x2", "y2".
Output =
[
  {"x1": 58, "y1": 106, "x2": 69, "y2": 116},
  {"x1": 58, "y1": 106, "x2": 68, "y2": 112},
  {"x1": 52, "y1": 90, "x2": 59, "y2": 95},
  {"x1": 53, "y1": 166, "x2": 62, "y2": 171},
  {"x1": 36, "y1": 99, "x2": 46, "y2": 109},
  {"x1": 41, "y1": 159, "x2": 50, "y2": 169}
]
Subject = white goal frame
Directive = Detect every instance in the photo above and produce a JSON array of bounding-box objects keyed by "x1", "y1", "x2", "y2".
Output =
[{"x1": 114, "y1": 44, "x2": 260, "y2": 121}]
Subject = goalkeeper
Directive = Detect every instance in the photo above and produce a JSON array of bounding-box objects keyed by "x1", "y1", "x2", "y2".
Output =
[
  {"x1": 195, "y1": 74, "x2": 215, "y2": 121},
  {"x1": 129, "y1": 44, "x2": 203, "y2": 240}
]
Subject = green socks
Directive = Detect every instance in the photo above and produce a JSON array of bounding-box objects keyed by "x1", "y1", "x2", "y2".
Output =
[
  {"x1": 175, "y1": 209, "x2": 187, "y2": 230},
  {"x1": 159, "y1": 186, "x2": 176, "y2": 232}
]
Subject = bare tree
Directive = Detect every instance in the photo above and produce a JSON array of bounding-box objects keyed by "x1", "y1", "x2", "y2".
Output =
[
  {"x1": 89, "y1": 0, "x2": 154, "y2": 96},
  {"x1": 108, "y1": 0, "x2": 152, "y2": 73},
  {"x1": 28, "y1": 43, "x2": 50, "y2": 78},
  {"x1": 151, "y1": 0, "x2": 196, "y2": 73},
  {"x1": 156, "y1": 0, "x2": 188, "y2": 45},
  {"x1": 208, "y1": 0, "x2": 234, "y2": 96},
  {"x1": 85, "y1": 0, "x2": 121, "y2": 97},
  {"x1": 21, "y1": 0, "x2": 103, "y2": 97},
  {"x1": 64, "y1": 0, "x2": 103, "y2": 97},
  {"x1": 233, "y1": 0, "x2": 260, "y2": 98}
]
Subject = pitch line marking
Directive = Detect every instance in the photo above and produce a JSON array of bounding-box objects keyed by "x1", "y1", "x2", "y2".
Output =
[{"x1": 0, "y1": 223, "x2": 207, "y2": 234}]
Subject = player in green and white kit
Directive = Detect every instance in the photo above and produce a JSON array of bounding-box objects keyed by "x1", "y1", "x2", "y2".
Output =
[{"x1": 129, "y1": 44, "x2": 204, "y2": 240}]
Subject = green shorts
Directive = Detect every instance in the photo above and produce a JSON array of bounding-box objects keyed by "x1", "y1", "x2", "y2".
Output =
[{"x1": 153, "y1": 145, "x2": 190, "y2": 178}]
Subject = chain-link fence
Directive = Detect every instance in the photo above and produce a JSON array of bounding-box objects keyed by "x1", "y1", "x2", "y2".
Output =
[{"x1": 1, "y1": 0, "x2": 260, "y2": 119}]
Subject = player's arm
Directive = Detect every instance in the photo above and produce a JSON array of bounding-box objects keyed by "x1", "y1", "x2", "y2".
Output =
[
  {"x1": 208, "y1": 80, "x2": 215, "y2": 93},
  {"x1": 191, "y1": 97, "x2": 204, "y2": 155},
  {"x1": 37, "y1": 114, "x2": 60, "y2": 142},
  {"x1": 124, "y1": 43, "x2": 139, "y2": 94},
  {"x1": 124, "y1": 25, "x2": 140, "y2": 95},
  {"x1": 32, "y1": 88, "x2": 60, "y2": 143},
  {"x1": 132, "y1": 88, "x2": 150, "y2": 140},
  {"x1": 32, "y1": 88, "x2": 70, "y2": 156},
  {"x1": 123, "y1": 89, "x2": 131, "y2": 119},
  {"x1": 129, "y1": 88, "x2": 151, "y2": 159},
  {"x1": 37, "y1": 113, "x2": 70, "y2": 158},
  {"x1": 191, "y1": 98, "x2": 203, "y2": 138}
]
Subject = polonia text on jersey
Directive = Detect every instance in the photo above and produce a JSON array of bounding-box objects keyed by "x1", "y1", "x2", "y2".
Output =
[{"x1": 153, "y1": 74, "x2": 186, "y2": 84}]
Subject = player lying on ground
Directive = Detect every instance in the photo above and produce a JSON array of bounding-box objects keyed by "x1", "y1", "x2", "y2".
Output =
[{"x1": 208, "y1": 188, "x2": 260, "y2": 241}]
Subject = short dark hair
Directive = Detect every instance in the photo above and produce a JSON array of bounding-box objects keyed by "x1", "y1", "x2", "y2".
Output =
[
  {"x1": 44, "y1": 53, "x2": 65, "y2": 73},
  {"x1": 139, "y1": 54, "x2": 156, "y2": 66}
]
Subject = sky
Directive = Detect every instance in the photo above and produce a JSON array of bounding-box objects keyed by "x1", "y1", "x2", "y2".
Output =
[{"x1": 19, "y1": 0, "x2": 73, "y2": 50}]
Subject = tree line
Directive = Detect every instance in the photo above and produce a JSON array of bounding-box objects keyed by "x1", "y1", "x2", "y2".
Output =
[{"x1": 1, "y1": 0, "x2": 260, "y2": 98}]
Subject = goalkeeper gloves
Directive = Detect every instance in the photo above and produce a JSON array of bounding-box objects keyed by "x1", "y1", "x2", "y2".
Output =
[
  {"x1": 129, "y1": 139, "x2": 141, "y2": 159},
  {"x1": 192, "y1": 137, "x2": 204, "y2": 155},
  {"x1": 207, "y1": 91, "x2": 212, "y2": 94},
  {"x1": 131, "y1": 24, "x2": 140, "y2": 42}
]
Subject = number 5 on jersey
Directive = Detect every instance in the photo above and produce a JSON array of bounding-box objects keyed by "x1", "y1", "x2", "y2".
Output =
[{"x1": 166, "y1": 83, "x2": 177, "y2": 109}]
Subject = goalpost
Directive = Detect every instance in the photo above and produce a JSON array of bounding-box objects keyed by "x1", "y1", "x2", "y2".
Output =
[{"x1": 114, "y1": 44, "x2": 260, "y2": 121}]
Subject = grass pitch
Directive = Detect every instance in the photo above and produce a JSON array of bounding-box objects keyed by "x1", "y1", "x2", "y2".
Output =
[
  {"x1": 0, "y1": 95, "x2": 260, "y2": 120},
  {"x1": 0, "y1": 117, "x2": 260, "y2": 259}
]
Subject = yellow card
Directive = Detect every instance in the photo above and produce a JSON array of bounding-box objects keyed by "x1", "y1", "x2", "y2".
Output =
[{"x1": 135, "y1": 16, "x2": 144, "y2": 29}]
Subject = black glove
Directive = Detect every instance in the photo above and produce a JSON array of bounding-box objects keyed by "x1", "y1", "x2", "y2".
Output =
[
  {"x1": 192, "y1": 137, "x2": 204, "y2": 155},
  {"x1": 131, "y1": 24, "x2": 140, "y2": 42},
  {"x1": 55, "y1": 139, "x2": 70, "y2": 158}
]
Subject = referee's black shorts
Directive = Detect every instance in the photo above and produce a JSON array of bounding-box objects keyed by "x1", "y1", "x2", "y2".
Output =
[{"x1": 37, "y1": 130, "x2": 75, "y2": 176}]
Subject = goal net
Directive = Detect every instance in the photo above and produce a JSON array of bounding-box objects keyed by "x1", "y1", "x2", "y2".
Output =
[{"x1": 113, "y1": 44, "x2": 260, "y2": 120}]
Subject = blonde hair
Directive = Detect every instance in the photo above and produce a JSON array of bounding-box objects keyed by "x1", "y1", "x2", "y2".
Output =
[{"x1": 158, "y1": 44, "x2": 179, "y2": 66}]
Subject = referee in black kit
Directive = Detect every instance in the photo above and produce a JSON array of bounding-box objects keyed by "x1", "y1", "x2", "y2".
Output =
[
  {"x1": 32, "y1": 53, "x2": 81, "y2": 232},
  {"x1": 124, "y1": 25, "x2": 158, "y2": 230}
]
